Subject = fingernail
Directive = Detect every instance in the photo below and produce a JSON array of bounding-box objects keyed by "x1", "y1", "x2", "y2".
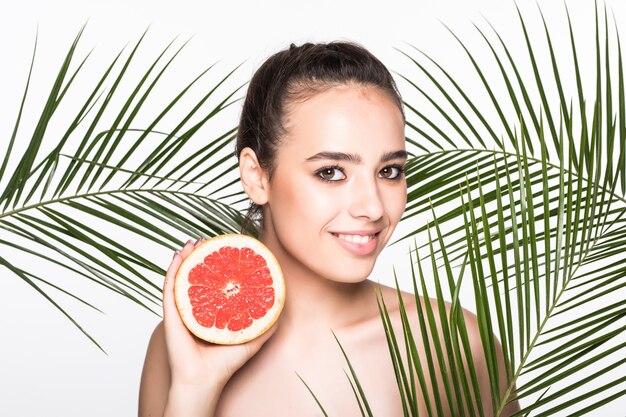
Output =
[
  {"x1": 186, "y1": 239, "x2": 194, "y2": 245},
  {"x1": 172, "y1": 250, "x2": 179, "y2": 259}
]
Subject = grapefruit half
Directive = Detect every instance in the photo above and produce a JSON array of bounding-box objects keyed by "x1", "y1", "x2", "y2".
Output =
[{"x1": 174, "y1": 234, "x2": 285, "y2": 345}]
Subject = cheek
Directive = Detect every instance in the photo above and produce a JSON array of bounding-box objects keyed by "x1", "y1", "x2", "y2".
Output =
[
  {"x1": 270, "y1": 176, "x2": 336, "y2": 225},
  {"x1": 384, "y1": 183, "x2": 407, "y2": 224}
]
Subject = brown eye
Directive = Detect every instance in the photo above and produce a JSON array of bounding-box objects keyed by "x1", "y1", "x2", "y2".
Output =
[
  {"x1": 316, "y1": 167, "x2": 346, "y2": 182},
  {"x1": 379, "y1": 166, "x2": 403, "y2": 179}
]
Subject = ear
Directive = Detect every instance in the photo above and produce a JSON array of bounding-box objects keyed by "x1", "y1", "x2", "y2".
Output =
[{"x1": 239, "y1": 147, "x2": 270, "y2": 205}]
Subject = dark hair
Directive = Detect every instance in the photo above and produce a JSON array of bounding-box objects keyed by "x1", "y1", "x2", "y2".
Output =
[{"x1": 236, "y1": 41, "x2": 405, "y2": 234}]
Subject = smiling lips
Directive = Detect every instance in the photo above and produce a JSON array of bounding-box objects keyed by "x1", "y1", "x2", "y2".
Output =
[
  {"x1": 336, "y1": 233, "x2": 374, "y2": 244},
  {"x1": 331, "y1": 231, "x2": 380, "y2": 256}
]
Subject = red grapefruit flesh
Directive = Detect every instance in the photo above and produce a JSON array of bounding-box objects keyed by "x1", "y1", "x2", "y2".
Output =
[{"x1": 174, "y1": 234, "x2": 285, "y2": 344}]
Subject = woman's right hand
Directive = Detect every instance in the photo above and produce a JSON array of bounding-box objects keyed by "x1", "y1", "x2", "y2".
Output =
[{"x1": 161, "y1": 238, "x2": 277, "y2": 416}]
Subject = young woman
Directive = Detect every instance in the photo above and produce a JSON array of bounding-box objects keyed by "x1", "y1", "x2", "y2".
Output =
[{"x1": 139, "y1": 42, "x2": 517, "y2": 416}]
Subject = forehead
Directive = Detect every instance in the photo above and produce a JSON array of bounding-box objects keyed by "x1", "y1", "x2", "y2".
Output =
[{"x1": 279, "y1": 84, "x2": 406, "y2": 157}]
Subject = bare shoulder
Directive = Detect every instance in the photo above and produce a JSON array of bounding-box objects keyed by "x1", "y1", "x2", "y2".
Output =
[
  {"x1": 373, "y1": 284, "x2": 498, "y2": 371},
  {"x1": 138, "y1": 320, "x2": 171, "y2": 417},
  {"x1": 372, "y1": 282, "x2": 453, "y2": 322},
  {"x1": 373, "y1": 283, "x2": 483, "y2": 334},
  {"x1": 372, "y1": 282, "x2": 518, "y2": 415}
]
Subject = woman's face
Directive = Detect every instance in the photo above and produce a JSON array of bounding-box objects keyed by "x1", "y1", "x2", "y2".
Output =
[{"x1": 261, "y1": 84, "x2": 407, "y2": 284}]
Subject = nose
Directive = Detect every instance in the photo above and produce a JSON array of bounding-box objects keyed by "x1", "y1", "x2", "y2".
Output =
[{"x1": 348, "y1": 176, "x2": 384, "y2": 221}]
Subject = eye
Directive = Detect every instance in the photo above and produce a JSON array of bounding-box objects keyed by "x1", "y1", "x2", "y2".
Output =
[
  {"x1": 316, "y1": 166, "x2": 346, "y2": 182},
  {"x1": 379, "y1": 165, "x2": 404, "y2": 180}
]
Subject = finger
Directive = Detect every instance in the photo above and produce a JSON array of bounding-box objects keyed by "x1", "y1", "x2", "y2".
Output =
[
  {"x1": 177, "y1": 239, "x2": 196, "y2": 259},
  {"x1": 162, "y1": 250, "x2": 202, "y2": 348},
  {"x1": 162, "y1": 239, "x2": 205, "y2": 338},
  {"x1": 164, "y1": 238, "x2": 200, "y2": 295},
  {"x1": 163, "y1": 251, "x2": 183, "y2": 318}
]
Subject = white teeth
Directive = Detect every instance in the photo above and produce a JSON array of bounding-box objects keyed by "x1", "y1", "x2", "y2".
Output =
[{"x1": 336, "y1": 233, "x2": 374, "y2": 244}]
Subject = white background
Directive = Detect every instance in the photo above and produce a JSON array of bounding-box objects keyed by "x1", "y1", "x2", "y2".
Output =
[{"x1": 1, "y1": 0, "x2": 625, "y2": 416}]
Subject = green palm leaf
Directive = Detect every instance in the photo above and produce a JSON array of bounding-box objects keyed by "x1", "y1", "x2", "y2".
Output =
[
  {"x1": 378, "y1": 2, "x2": 626, "y2": 415},
  {"x1": 0, "y1": 29, "x2": 246, "y2": 349}
]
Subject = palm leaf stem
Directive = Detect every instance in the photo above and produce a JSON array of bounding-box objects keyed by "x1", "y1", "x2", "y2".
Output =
[
  {"x1": 0, "y1": 185, "x2": 231, "y2": 221},
  {"x1": 494, "y1": 214, "x2": 612, "y2": 416}
]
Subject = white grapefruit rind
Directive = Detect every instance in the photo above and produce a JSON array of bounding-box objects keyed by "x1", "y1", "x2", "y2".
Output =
[{"x1": 174, "y1": 234, "x2": 285, "y2": 345}]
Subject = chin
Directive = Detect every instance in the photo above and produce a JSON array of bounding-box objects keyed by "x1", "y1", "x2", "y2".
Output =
[{"x1": 327, "y1": 259, "x2": 379, "y2": 284}]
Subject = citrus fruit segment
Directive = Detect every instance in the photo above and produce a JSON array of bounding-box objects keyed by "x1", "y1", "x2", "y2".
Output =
[{"x1": 174, "y1": 234, "x2": 285, "y2": 344}]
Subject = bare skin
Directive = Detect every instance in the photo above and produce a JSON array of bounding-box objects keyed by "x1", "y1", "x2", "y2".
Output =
[{"x1": 138, "y1": 85, "x2": 519, "y2": 416}]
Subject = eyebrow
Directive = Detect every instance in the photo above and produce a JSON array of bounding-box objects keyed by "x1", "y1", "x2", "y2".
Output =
[
  {"x1": 380, "y1": 150, "x2": 409, "y2": 163},
  {"x1": 305, "y1": 150, "x2": 408, "y2": 164}
]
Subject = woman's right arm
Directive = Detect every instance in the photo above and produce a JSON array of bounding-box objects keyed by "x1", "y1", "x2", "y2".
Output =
[{"x1": 138, "y1": 239, "x2": 277, "y2": 417}]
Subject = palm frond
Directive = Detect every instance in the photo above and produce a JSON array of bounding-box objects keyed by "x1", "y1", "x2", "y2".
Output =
[
  {"x1": 0, "y1": 29, "x2": 246, "y2": 348},
  {"x1": 388, "y1": 1, "x2": 626, "y2": 415}
]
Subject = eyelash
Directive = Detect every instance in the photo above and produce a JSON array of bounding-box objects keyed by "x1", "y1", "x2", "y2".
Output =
[{"x1": 314, "y1": 164, "x2": 405, "y2": 183}]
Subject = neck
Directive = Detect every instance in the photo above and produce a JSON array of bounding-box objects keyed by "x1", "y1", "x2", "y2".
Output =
[
  {"x1": 283, "y1": 269, "x2": 375, "y2": 331},
  {"x1": 260, "y1": 234, "x2": 378, "y2": 339}
]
